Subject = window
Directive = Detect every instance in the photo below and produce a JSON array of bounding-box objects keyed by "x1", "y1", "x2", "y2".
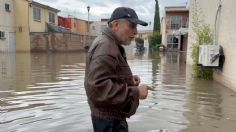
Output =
[
  {"x1": 5, "y1": 4, "x2": 10, "y2": 12},
  {"x1": 171, "y1": 16, "x2": 181, "y2": 29},
  {"x1": 167, "y1": 35, "x2": 178, "y2": 49},
  {"x1": 33, "y1": 7, "x2": 41, "y2": 21},
  {"x1": 0, "y1": 31, "x2": 5, "y2": 39},
  {"x1": 49, "y1": 12, "x2": 55, "y2": 24}
]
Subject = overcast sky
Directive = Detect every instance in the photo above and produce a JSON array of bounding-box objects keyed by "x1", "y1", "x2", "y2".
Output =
[{"x1": 35, "y1": 0, "x2": 187, "y2": 30}]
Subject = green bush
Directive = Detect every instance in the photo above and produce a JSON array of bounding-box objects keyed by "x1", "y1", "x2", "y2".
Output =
[
  {"x1": 148, "y1": 32, "x2": 162, "y2": 50},
  {"x1": 191, "y1": 25, "x2": 213, "y2": 80}
]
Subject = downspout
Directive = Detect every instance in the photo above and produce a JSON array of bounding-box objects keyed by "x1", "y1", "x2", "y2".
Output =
[
  {"x1": 28, "y1": 1, "x2": 31, "y2": 33},
  {"x1": 212, "y1": 0, "x2": 225, "y2": 70},
  {"x1": 213, "y1": 0, "x2": 222, "y2": 45}
]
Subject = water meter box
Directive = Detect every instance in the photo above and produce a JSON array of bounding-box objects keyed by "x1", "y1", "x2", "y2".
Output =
[{"x1": 198, "y1": 45, "x2": 219, "y2": 67}]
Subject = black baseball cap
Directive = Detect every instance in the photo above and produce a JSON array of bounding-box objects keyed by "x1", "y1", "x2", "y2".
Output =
[{"x1": 108, "y1": 7, "x2": 148, "y2": 26}]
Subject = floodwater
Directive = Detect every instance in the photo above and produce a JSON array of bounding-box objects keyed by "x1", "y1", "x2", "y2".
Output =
[{"x1": 0, "y1": 49, "x2": 236, "y2": 132}]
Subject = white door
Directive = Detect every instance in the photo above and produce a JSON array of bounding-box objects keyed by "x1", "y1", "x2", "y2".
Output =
[{"x1": 8, "y1": 32, "x2": 16, "y2": 53}]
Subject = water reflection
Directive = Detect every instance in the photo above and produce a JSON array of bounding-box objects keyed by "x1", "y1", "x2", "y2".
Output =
[
  {"x1": 0, "y1": 50, "x2": 236, "y2": 132},
  {"x1": 0, "y1": 53, "x2": 16, "y2": 95},
  {"x1": 0, "y1": 52, "x2": 91, "y2": 132}
]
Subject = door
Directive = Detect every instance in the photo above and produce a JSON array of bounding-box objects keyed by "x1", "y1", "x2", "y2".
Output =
[{"x1": 8, "y1": 32, "x2": 16, "y2": 53}]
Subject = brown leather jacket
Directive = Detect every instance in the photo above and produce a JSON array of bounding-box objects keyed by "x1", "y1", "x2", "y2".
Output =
[{"x1": 84, "y1": 28, "x2": 139, "y2": 120}]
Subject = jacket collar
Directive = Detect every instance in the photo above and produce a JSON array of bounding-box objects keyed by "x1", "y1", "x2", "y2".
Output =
[
  {"x1": 102, "y1": 27, "x2": 127, "y2": 62},
  {"x1": 102, "y1": 27, "x2": 122, "y2": 45}
]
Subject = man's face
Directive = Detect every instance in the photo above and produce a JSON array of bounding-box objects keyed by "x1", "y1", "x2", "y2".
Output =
[{"x1": 114, "y1": 19, "x2": 137, "y2": 45}]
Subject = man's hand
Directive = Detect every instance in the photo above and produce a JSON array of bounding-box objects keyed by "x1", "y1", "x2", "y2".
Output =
[
  {"x1": 132, "y1": 75, "x2": 140, "y2": 86},
  {"x1": 138, "y1": 84, "x2": 148, "y2": 100}
]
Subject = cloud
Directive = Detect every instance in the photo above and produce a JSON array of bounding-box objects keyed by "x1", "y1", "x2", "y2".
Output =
[{"x1": 34, "y1": 0, "x2": 186, "y2": 30}]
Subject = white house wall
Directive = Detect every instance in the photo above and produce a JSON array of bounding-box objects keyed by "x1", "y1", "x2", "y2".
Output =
[
  {"x1": 161, "y1": 18, "x2": 166, "y2": 46},
  {"x1": 187, "y1": 0, "x2": 236, "y2": 91},
  {"x1": 90, "y1": 21, "x2": 107, "y2": 36},
  {"x1": 0, "y1": 0, "x2": 15, "y2": 52}
]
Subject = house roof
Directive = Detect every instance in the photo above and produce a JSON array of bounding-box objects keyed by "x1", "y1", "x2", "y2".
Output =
[
  {"x1": 165, "y1": 6, "x2": 189, "y2": 12},
  {"x1": 137, "y1": 30, "x2": 153, "y2": 33},
  {"x1": 172, "y1": 27, "x2": 188, "y2": 36},
  {"x1": 32, "y1": 1, "x2": 60, "y2": 12}
]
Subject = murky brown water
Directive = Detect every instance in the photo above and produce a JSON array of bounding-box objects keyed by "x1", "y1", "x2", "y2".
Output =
[{"x1": 0, "y1": 50, "x2": 236, "y2": 132}]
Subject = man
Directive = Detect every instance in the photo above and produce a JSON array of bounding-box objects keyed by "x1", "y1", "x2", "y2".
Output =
[{"x1": 84, "y1": 7, "x2": 149, "y2": 132}]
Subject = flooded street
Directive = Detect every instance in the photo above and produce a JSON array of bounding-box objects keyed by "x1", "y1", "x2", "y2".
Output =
[{"x1": 1, "y1": 49, "x2": 236, "y2": 132}]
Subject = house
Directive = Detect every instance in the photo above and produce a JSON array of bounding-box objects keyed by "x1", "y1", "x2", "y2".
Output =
[
  {"x1": 161, "y1": 6, "x2": 189, "y2": 52},
  {"x1": 14, "y1": 0, "x2": 60, "y2": 52},
  {"x1": 187, "y1": 0, "x2": 236, "y2": 91},
  {"x1": 137, "y1": 30, "x2": 153, "y2": 41},
  {"x1": 0, "y1": 0, "x2": 15, "y2": 52},
  {"x1": 58, "y1": 16, "x2": 71, "y2": 30},
  {"x1": 58, "y1": 16, "x2": 89, "y2": 35},
  {"x1": 89, "y1": 19, "x2": 108, "y2": 36},
  {"x1": 74, "y1": 18, "x2": 89, "y2": 35},
  {"x1": 29, "y1": 1, "x2": 60, "y2": 32}
]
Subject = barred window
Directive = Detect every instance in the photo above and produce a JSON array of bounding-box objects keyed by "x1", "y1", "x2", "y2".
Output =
[
  {"x1": 171, "y1": 16, "x2": 181, "y2": 29},
  {"x1": 5, "y1": 4, "x2": 10, "y2": 12},
  {"x1": 167, "y1": 35, "x2": 178, "y2": 49},
  {"x1": 49, "y1": 12, "x2": 55, "y2": 23},
  {"x1": 0, "y1": 31, "x2": 5, "y2": 39},
  {"x1": 33, "y1": 7, "x2": 41, "y2": 21}
]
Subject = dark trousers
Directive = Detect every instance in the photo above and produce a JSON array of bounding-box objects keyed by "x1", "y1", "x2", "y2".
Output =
[{"x1": 91, "y1": 116, "x2": 128, "y2": 132}]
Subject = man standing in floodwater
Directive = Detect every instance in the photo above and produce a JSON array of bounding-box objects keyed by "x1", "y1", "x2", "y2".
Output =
[{"x1": 84, "y1": 7, "x2": 150, "y2": 132}]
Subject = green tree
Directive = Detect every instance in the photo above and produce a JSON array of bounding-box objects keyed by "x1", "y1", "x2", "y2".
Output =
[
  {"x1": 149, "y1": 32, "x2": 161, "y2": 50},
  {"x1": 153, "y1": 0, "x2": 160, "y2": 32}
]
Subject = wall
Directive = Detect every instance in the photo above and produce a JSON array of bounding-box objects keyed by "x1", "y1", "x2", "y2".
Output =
[
  {"x1": 14, "y1": 0, "x2": 30, "y2": 52},
  {"x1": 161, "y1": 18, "x2": 166, "y2": 45},
  {"x1": 30, "y1": 33, "x2": 95, "y2": 52},
  {"x1": 76, "y1": 19, "x2": 88, "y2": 35},
  {"x1": 187, "y1": 0, "x2": 236, "y2": 91},
  {"x1": 90, "y1": 21, "x2": 107, "y2": 36},
  {"x1": 0, "y1": 0, "x2": 15, "y2": 52}
]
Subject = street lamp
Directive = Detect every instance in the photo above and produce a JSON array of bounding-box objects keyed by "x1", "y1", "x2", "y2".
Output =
[{"x1": 87, "y1": 6, "x2": 90, "y2": 35}]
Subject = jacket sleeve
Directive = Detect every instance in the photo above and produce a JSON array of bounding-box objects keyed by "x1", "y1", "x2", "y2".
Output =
[{"x1": 86, "y1": 54, "x2": 139, "y2": 116}]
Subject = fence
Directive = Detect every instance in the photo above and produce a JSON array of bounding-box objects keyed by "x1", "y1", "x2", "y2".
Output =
[{"x1": 30, "y1": 32, "x2": 96, "y2": 52}]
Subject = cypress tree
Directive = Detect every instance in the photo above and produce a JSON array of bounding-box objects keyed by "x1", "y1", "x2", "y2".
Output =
[{"x1": 153, "y1": 0, "x2": 160, "y2": 32}]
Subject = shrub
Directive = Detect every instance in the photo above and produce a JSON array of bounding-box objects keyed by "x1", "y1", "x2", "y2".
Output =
[{"x1": 148, "y1": 31, "x2": 162, "y2": 50}]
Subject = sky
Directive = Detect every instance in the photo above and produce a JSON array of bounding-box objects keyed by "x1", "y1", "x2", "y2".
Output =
[{"x1": 35, "y1": 0, "x2": 187, "y2": 30}]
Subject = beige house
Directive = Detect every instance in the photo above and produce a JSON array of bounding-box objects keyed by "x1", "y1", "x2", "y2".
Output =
[
  {"x1": 0, "y1": 0, "x2": 15, "y2": 52},
  {"x1": 187, "y1": 0, "x2": 236, "y2": 91},
  {"x1": 14, "y1": 0, "x2": 60, "y2": 52},
  {"x1": 90, "y1": 19, "x2": 108, "y2": 36},
  {"x1": 161, "y1": 6, "x2": 189, "y2": 52},
  {"x1": 29, "y1": 1, "x2": 60, "y2": 32},
  {"x1": 14, "y1": 0, "x2": 31, "y2": 52}
]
